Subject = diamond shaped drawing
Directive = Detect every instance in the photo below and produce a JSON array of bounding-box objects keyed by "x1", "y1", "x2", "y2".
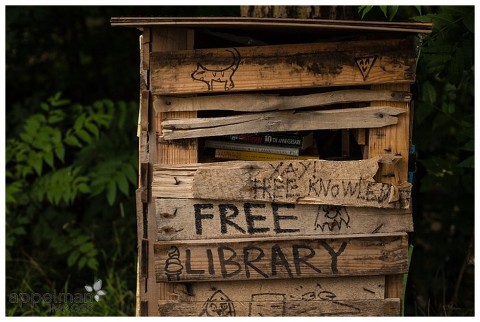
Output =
[{"x1": 355, "y1": 55, "x2": 377, "y2": 80}]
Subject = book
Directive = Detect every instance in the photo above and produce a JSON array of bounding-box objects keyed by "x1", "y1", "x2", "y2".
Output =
[
  {"x1": 214, "y1": 149, "x2": 319, "y2": 161},
  {"x1": 205, "y1": 139, "x2": 301, "y2": 156},
  {"x1": 219, "y1": 132, "x2": 314, "y2": 150}
]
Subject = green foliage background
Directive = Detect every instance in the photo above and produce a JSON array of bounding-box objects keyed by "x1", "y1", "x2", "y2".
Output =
[{"x1": 5, "y1": 6, "x2": 474, "y2": 316}]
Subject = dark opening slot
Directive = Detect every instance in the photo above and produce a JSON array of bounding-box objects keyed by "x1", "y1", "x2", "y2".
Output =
[{"x1": 314, "y1": 129, "x2": 363, "y2": 161}]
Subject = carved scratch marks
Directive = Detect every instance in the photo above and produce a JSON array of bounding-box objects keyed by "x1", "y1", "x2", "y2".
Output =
[
  {"x1": 355, "y1": 56, "x2": 377, "y2": 81},
  {"x1": 191, "y1": 48, "x2": 241, "y2": 91},
  {"x1": 249, "y1": 293, "x2": 286, "y2": 316},
  {"x1": 199, "y1": 290, "x2": 236, "y2": 317},
  {"x1": 196, "y1": 284, "x2": 365, "y2": 316}
]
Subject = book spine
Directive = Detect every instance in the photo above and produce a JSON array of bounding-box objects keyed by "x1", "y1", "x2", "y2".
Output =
[
  {"x1": 226, "y1": 133, "x2": 311, "y2": 148},
  {"x1": 215, "y1": 149, "x2": 317, "y2": 161},
  {"x1": 205, "y1": 140, "x2": 301, "y2": 156}
]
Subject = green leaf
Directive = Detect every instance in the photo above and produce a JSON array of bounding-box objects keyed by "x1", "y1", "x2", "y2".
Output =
[
  {"x1": 87, "y1": 258, "x2": 98, "y2": 271},
  {"x1": 74, "y1": 113, "x2": 86, "y2": 131},
  {"x1": 6, "y1": 182, "x2": 23, "y2": 204},
  {"x1": 54, "y1": 144, "x2": 65, "y2": 163},
  {"x1": 67, "y1": 250, "x2": 81, "y2": 267},
  {"x1": 77, "y1": 183, "x2": 91, "y2": 194},
  {"x1": 79, "y1": 242, "x2": 94, "y2": 253},
  {"x1": 76, "y1": 129, "x2": 92, "y2": 144},
  {"x1": 442, "y1": 102, "x2": 455, "y2": 115},
  {"x1": 415, "y1": 102, "x2": 434, "y2": 125},
  {"x1": 78, "y1": 256, "x2": 87, "y2": 270},
  {"x1": 19, "y1": 132, "x2": 33, "y2": 144},
  {"x1": 12, "y1": 226, "x2": 26, "y2": 235},
  {"x1": 64, "y1": 134, "x2": 82, "y2": 147},
  {"x1": 461, "y1": 140, "x2": 474, "y2": 152},
  {"x1": 106, "y1": 180, "x2": 116, "y2": 205},
  {"x1": 388, "y1": 6, "x2": 398, "y2": 20},
  {"x1": 73, "y1": 235, "x2": 90, "y2": 246},
  {"x1": 359, "y1": 6, "x2": 373, "y2": 18},
  {"x1": 49, "y1": 92, "x2": 70, "y2": 107},
  {"x1": 84, "y1": 121, "x2": 99, "y2": 138},
  {"x1": 458, "y1": 156, "x2": 474, "y2": 168},
  {"x1": 43, "y1": 149, "x2": 54, "y2": 168},
  {"x1": 413, "y1": 14, "x2": 433, "y2": 23},
  {"x1": 41, "y1": 102, "x2": 50, "y2": 111},
  {"x1": 30, "y1": 154, "x2": 43, "y2": 175},
  {"x1": 422, "y1": 81, "x2": 436, "y2": 103},
  {"x1": 432, "y1": 113, "x2": 450, "y2": 130},
  {"x1": 48, "y1": 110, "x2": 65, "y2": 124},
  {"x1": 123, "y1": 163, "x2": 137, "y2": 185},
  {"x1": 116, "y1": 173, "x2": 129, "y2": 196},
  {"x1": 379, "y1": 6, "x2": 388, "y2": 18}
]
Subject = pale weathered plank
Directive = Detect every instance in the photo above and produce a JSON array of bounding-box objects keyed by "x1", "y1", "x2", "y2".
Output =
[
  {"x1": 150, "y1": 38, "x2": 415, "y2": 95},
  {"x1": 160, "y1": 106, "x2": 405, "y2": 140},
  {"x1": 368, "y1": 83, "x2": 412, "y2": 308},
  {"x1": 158, "y1": 298, "x2": 400, "y2": 316},
  {"x1": 154, "y1": 233, "x2": 408, "y2": 282},
  {"x1": 152, "y1": 158, "x2": 412, "y2": 209},
  {"x1": 155, "y1": 198, "x2": 413, "y2": 241},
  {"x1": 153, "y1": 89, "x2": 412, "y2": 113},
  {"x1": 168, "y1": 276, "x2": 385, "y2": 302},
  {"x1": 145, "y1": 27, "x2": 197, "y2": 317}
]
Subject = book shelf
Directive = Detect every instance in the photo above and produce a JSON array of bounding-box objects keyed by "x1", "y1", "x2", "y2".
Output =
[{"x1": 111, "y1": 17, "x2": 431, "y2": 317}]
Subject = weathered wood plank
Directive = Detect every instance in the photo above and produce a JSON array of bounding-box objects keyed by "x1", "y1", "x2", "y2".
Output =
[
  {"x1": 368, "y1": 83, "x2": 412, "y2": 308},
  {"x1": 164, "y1": 276, "x2": 386, "y2": 316},
  {"x1": 154, "y1": 233, "x2": 408, "y2": 282},
  {"x1": 145, "y1": 27, "x2": 197, "y2": 317},
  {"x1": 111, "y1": 16, "x2": 432, "y2": 34},
  {"x1": 158, "y1": 298, "x2": 400, "y2": 316},
  {"x1": 153, "y1": 89, "x2": 412, "y2": 113},
  {"x1": 152, "y1": 158, "x2": 412, "y2": 209},
  {"x1": 150, "y1": 38, "x2": 415, "y2": 95},
  {"x1": 160, "y1": 106, "x2": 405, "y2": 140},
  {"x1": 155, "y1": 198, "x2": 413, "y2": 241},
  {"x1": 168, "y1": 276, "x2": 385, "y2": 302}
]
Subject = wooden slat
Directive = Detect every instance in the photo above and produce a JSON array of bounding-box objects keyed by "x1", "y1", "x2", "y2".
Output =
[
  {"x1": 155, "y1": 198, "x2": 412, "y2": 241},
  {"x1": 167, "y1": 276, "x2": 385, "y2": 302},
  {"x1": 111, "y1": 16, "x2": 432, "y2": 34},
  {"x1": 146, "y1": 27, "x2": 197, "y2": 317},
  {"x1": 158, "y1": 298, "x2": 399, "y2": 316},
  {"x1": 154, "y1": 89, "x2": 412, "y2": 113},
  {"x1": 152, "y1": 158, "x2": 412, "y2": 209},
  {"x1": 150, "y1": 38, "x2": 415, "y2": 95},
  {"x1": 368, "y1": 83, "x2": 412, "y2": 310},
  {"x1": 163, "y1": 276, "x2": 386, "y2": 316},
  {"x1": 154, "y1": 233, "x2": 408, "y2": 282},
  {"x1": 136, "y1": 29, "x2": 150, "y2": 316},
  {"x1": 160, "y1": 106, "x2": 405, "y2": 140}
]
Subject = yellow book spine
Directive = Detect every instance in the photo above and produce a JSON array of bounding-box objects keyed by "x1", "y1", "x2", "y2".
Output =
[{"x1": 215, "y1": 149, "x2": 318, "y2": 161}]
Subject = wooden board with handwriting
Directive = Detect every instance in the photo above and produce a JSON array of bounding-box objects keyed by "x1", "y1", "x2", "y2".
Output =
[
  {"x1": 154, "y1": 233, "x2": 408, "y2": 282},
  {"x1": 155, "y1": 198, "x2": 412, "y2": 241}
]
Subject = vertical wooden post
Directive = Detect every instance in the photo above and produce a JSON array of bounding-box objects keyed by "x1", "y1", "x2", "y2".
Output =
[
  {"x1": 368, "y1": 83, "x2": 411, "y2": 310},
  {"x1": 146, "y1": 27, "x2": 196, "y2": 316},
  {"x1": 136, "y1": 27, "x2": 151, "y2": 316}
]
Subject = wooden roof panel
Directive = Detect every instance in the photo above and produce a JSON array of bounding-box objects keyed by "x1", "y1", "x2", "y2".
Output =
[{"x1": 110, "y1": 17, "x2": 432, "y2": 34}]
